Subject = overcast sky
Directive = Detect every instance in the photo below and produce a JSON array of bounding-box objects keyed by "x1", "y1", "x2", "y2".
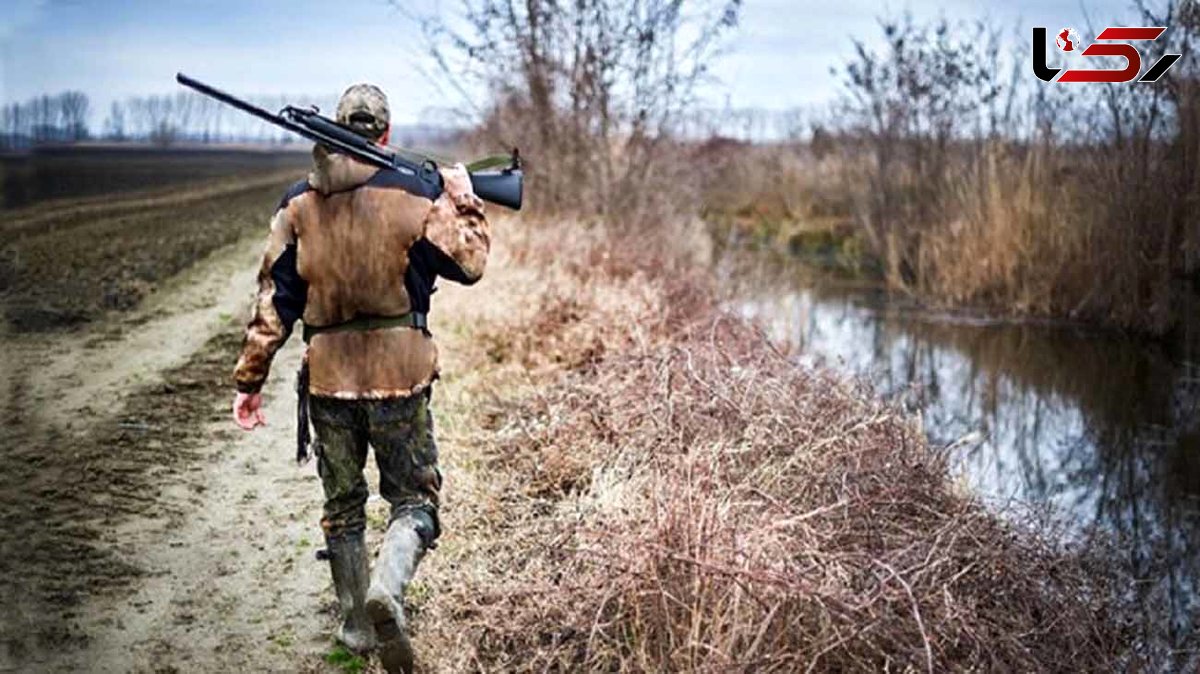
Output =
[{"x1": 0, "y1": 0, "x2": 1141, "y2": 127}]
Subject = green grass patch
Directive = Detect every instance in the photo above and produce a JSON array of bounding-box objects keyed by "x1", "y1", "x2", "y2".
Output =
[{"x1": 324, "y1": 645, "x2": 366, "y2": 673}]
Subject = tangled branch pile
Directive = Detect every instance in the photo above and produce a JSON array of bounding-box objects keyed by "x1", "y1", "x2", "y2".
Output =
[{"x1": 423, "y1": 220, "x2": 1132, "y2": 672}]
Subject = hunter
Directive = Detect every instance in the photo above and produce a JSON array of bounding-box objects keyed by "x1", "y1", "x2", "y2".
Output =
[{"x1": 230, "y1": 83, "x2": 490, "y2": 673}]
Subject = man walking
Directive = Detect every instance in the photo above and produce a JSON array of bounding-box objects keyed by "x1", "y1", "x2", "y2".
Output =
[{"x1": 230, "y1": 83, "x2": 490, "y2": 673}]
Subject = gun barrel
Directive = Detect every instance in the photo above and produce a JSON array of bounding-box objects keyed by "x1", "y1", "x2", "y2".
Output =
[
  {"x1": 176, "y1": 73, "x2": 303, "y2": 135},
  {"x1": 177, "y1": 72, "x2": 394, "y2": 172}
]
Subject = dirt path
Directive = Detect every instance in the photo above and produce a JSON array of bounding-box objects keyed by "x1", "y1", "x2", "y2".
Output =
[
  {"x1": 58, "y1": 323, "x2": 328, "y2": 673},
  {"x1": 0, "y1": 227, "x2": 340, "y2": 672},
  {"x1": 1, "y1": 200, "x2": 519, "y2": 671},
  {"x1": 1, "y1": 231, "x2": 270, "y2": 668}
]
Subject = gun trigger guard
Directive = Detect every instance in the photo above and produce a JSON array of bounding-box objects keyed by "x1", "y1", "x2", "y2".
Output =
[{"x1": 419, "y1": 159, "x2": 439, "y2": 190}]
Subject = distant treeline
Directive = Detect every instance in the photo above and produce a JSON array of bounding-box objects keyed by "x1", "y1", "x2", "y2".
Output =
[
  {"x1": 0, "y1": 92, "x2": 91, "y2": 145},
  {"x1": 0, "y1": 91, "x2": 467, "y2": 149}
]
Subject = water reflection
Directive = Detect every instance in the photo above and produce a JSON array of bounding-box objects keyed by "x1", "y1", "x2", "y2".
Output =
[{"x1": 727, "y1": 261, "x2": 1200, "y2": 658}]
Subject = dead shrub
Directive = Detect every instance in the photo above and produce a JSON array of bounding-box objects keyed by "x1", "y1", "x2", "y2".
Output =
[
  {"x1": 479, "y1": 219, "x2": 712, "y2": 376},
  {"x1": 420, "y1": 221, "x2": 1133, "y2": 672}
]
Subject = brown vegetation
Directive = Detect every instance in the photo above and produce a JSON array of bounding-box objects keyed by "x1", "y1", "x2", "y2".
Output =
[
  {"x1": 413, "y1": 0, "x2": 741, "y2": 228},
  {"x1": 418, "y1": 218, "x2": 1133, "y2": 671},
  {"x1": 668, "y1": 6, "x2": 1200, "y2": 336},
  {"x1": 747, "y1": 7, "x2": 1200, "y2": 335}
]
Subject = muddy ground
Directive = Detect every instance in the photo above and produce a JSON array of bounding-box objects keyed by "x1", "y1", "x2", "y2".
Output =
[
  {"x1": 0, "y1": 166, "x2": 363, "y2": 672},
  {"x1": 2, "y1": 146, "x2": 311, "y2": 209},
  {"x1": 0, "y1": 155, "x2": 523, "y2": 673}
]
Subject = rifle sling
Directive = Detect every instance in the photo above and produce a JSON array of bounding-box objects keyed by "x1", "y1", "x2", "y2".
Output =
[{"x1": 296, "y1": 358, "x2": 311, "y2": 465}]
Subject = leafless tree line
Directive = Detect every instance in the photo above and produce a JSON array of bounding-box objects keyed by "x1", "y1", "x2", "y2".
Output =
[
  {"x1": 406, "y1": 0, "x2": 743, "y2": 221},
  {"x1": 102, "y1": 92, "x2": 342, "y2": 145},
  {"x1": 1, "y1": 91, "x2": 340, "y2": 148},
  {"x1": 1, "y1": 92, "x2": 90, "y2": 145},
  {"x1": 676, "y1": 106, "x2": 812, "y2": 142}
]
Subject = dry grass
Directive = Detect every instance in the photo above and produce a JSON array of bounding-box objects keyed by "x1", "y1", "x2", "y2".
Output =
[
  {"x1": 418, "y1": 218, "x2": 1133, "y2": 672},
  {"x1": 853, "y1": 139, "x2": 1194, "y2": 335},
  {"x1": 703, "y1": 129, "x2": 1199, "y2": 335}
]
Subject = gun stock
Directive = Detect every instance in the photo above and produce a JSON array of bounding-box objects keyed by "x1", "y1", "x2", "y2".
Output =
[{"x1": 470, "y1": 172, "x2": 523, "y2": 211}]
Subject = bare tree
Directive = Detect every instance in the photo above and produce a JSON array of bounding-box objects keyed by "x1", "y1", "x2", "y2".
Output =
[
  {"x1": 172, "y1": 92, "x2": 195, "y2": 143},
  {"x1": 132, "y1": 94, "x2": 178, "y2": 145},
  {"x1": 104, "y1": 101, "x2": 127, "y2": 141},
  {"x1": 28, "y1": 94, "x2": 56, "y2": 142},
  {"x1": 58, "y1": 91, "x2": 90, "y2": 140},
  {"x1": 824, "y1": 6, "x2": 1200, "y2": 333},
  {"x1": 0, "y1": 103, "x2": 24, "y2": 147},
  {"x1": 406, "y1": 0, "x2": 742, "y2": 221},
  {"x1": 839, "y1": 15, "x2": 1003, "y2": 287}
]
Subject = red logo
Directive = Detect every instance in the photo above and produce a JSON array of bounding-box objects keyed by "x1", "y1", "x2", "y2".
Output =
[
  {"x1": 1056, "y1": 28, "x2": 1079, "y2": 52},
  {"x1": 1033, "y1": 26, "x2": 1180, "y2": 83}
]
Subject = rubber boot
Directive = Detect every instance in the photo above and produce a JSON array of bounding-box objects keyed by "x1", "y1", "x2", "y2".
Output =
[
  {"x1": 365, "y1": 513, "x2": 428, "y2": 674},
  {"x1": 326, "y1": 531, "x2": 376, "y2": 653}
]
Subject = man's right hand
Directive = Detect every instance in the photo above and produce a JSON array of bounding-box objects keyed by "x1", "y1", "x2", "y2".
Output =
[{"x1": 233, "y1": 392, "x2": 266, "y2": 431}]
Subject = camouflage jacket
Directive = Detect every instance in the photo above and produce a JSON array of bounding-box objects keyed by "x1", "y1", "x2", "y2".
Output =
[{"x1": 233, "y1": 145, "x2": 490, "y2": 398}]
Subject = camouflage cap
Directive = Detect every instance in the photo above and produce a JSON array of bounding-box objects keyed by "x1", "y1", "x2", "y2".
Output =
[{"x1": 336, "y1": 83, "x2": 390, "y2": 140}]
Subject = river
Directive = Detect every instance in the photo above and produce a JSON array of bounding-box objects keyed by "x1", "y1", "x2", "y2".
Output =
[{"x1": 723, "y1": 253, "x2": 1200, "y2": 658}]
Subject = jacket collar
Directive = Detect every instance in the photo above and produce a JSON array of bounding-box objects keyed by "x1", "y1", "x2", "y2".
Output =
[{"x1": 308, "y1": 144, "x2": 379, "y2": 195}]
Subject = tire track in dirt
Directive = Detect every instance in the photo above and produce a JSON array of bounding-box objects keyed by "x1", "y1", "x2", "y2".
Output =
[
  {"x1": 57, "y1": 251, "x2": 514, "y2": 674},
  {"x1": 43, "y1": 327, "x2": 339, "y2": 674}
]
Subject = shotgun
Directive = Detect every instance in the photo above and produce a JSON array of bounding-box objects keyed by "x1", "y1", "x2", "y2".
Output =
[{"x1": 175, "y1": 73, "x2": 523, "y2": 210}]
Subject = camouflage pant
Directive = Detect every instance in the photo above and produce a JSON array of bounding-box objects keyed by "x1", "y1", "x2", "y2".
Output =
[{"x1": 309, "y1": 390, "x2": 441, "y2": 539}]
